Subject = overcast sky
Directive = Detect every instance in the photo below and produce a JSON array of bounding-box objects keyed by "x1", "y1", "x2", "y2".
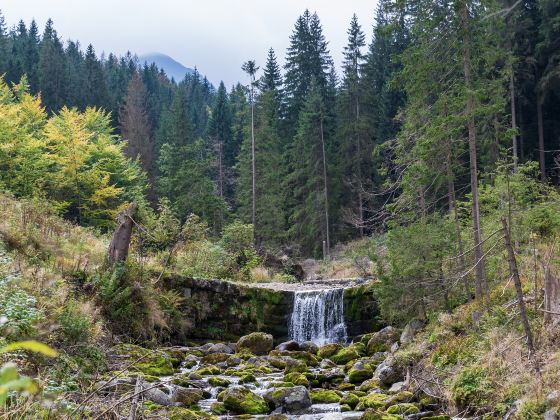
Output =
[{"x1": 1, "y1": 0, "x2": 379, "y2": 87}]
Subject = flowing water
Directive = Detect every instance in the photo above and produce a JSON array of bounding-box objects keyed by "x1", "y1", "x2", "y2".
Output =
[{"x1": 289, "y1": 288, "x2": 348, "y2": 345}]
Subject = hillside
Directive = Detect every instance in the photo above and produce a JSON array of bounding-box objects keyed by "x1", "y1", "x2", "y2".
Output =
[{"x1": 139, "y1": 52, "x2": 195, "y2": 81}]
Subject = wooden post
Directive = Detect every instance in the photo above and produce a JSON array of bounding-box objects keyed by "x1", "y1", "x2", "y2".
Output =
[
  {"x1": 107, "y1": 203, "x2": 137, "y2": 266},
  {"x1": 502, "y1": 217, "x2": 535, "y2": 356}
]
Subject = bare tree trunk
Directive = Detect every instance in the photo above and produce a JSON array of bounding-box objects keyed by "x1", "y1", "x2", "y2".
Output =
[
  {"x1": 356, "y1": 97, "x2": 364, "y2": 237},
  {"x1": 544, "y1": 266, "x2": 560, "y2": 325},
  {"x1": 250, "y1": 81, "x2": 257, "y2": 242},
  {"x1": 461, "y1": 2, "x2": 487, "y2": 300},
  {"x1": 320, "y1": 117, "x2": 330, "y2": 256},
  {"x1": 446, "y1": 142, "x2": 467, "y2": 295},
  {"x1": 107, "y1": 203, "x2": 137, "y2": 266},
  {"x1": 537, "y1": 96, "x2": 546, "y2": 182},
  {"x1": 519, "y1": 101, "x2": 525, "y2": 161},
  {"x1": 502, "y1": 217, "x2": 535, "y2": 356},
  {"x1": 510, "y1": 70, "x2": 518, "y2": 166}
]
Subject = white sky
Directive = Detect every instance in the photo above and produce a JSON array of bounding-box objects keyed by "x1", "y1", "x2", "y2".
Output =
[{"x1": 1, "y1": 0, "x2": 378, "y2": 87}]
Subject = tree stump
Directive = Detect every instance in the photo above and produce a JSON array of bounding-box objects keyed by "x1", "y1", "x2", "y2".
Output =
[{"x1": 107, "y1": 203, "x2": 137, "y2": 266}]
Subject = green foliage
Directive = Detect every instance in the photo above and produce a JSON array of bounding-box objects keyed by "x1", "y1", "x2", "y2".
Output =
[
  {"x1": 450, "y1": 365, "x2": 494, "y2": 409},
  {"x1": 0, "y1": 276, "x2": 43, "y2": 340},
  {"x1": 56, "y1": 298, "x2": 97, "y2": 346}
]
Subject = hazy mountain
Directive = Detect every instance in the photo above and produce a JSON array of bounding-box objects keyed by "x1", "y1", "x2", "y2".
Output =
[{"x1": 139, "y1": 52, "x2": 194, "y2": 81}]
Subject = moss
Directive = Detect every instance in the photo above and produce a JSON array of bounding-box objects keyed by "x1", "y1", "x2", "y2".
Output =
[
  {"x1": 387, "y1": 391, "x2": 414, "y2": 405},
  {"x1": 239, "y1": 373, "x2": 258, "y2": 384},
  {"x1": 284, "y1": 358, "x2": 307, "y2": 373},
  {"x1": 257, "y1": 365, "x2": 272, "y2": 374},
  {"x1": 270, "y1": 350, "x2": 319, "y2": 366},
  {"x1": 450, "y1": 365, "x2": 494, "y2": 409},
  {"x1": 284, "y1": 372, "x2": 309, "y2": 386},
  {"x1": 386, "y1": 403, "x2": 419, "y2": 415},
  {"x1": 113, "y1": 344, "x2": 175, "y2": 377},
  {"x1": 310, "y1": 389, "x2": 341, "y2": 404},
  {"x1": 357, "y1": 392, "x2": 389, "y2": 410},
  {"x1": 202, "y1": 352, "x2": 230, "y2": 365},
  {"x1": 332, "y1": 347, "x2": 360, "y2": 365},
  {"x1": 359, "y1": 378, "x2": 381, "y2": 392},
  {"x1": 267, "y1": 381, "x2": 295, "y2": 388},
  {"x1": 360, "y1": 409, "x2": 403, "y2": 420},
  {"x1": 348, "y1": 364, "x2": 374, "y2": 384},
  {"x1": 208, "y1": 377, "x2": 231, "y2": 387},
  {"x1": 194, "y1": 365, "x2": 221, "y2": 376},
  {"x1": 421, "y1": 416, "x2": 450, "y2": 420},
  {"x1": 168, "y1": 407, "x2": 217, "y2": 420},
  {"x1": 338, "y1": 383, "x2": 356, "y2": 391},
  {"x1": 516, "y1": 398, "x2": 547, "y2": 420},
  {"x1": 341, "y1": 404, "x2": 352, "y2": 412},
  {"x1": 318, "y1": 343, "x2": 342, "y2": 359},
  {"x1": 222, "y1": 386, "x2": 270, "y2": 415},
  {"x1": 340, "y1": 392, "x2": 360, "y2": 409},
  {"x1": 210, "y1": 402, "x2": 227, "y2": 415}
]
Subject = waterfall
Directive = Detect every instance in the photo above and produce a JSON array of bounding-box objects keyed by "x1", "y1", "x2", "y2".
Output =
[{"x1": 288, "y1": 288, "x2": 348, "y2": 345}]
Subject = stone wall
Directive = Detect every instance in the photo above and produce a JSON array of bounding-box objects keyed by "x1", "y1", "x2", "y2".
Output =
[{"x1": 164, "y1": 276, "x2": 379, "y2": 343}]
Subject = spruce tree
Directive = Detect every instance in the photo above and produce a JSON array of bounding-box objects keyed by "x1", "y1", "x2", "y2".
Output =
[{"x1": 38, "y1": 19, "x2": 67, "y2": 112}]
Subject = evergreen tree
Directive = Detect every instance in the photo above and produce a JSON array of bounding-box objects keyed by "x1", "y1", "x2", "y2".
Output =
[
  {"x1": 84, "y1": 44, "x2": 108, "y2": 109},
  {"x1": 38, "y1": 19, "x2": 67, "y2": 112}
]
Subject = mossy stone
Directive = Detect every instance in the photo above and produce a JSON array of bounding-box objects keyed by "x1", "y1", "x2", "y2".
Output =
[
  {"x1": 113, "y1": 344, "x2": 175, "y2": 377},
  {"x1": 360, "y1": 410, "x2": 403, "y2": 420},
  {"x1": 284, "y1": 358, "x2": 307, "y2": 373},
  {"x1": 284, "y1": 372, "x2": 309, "y2": 386},
  {"x1": 348, "y1": 363, "x2": 374, "y2": 384},
  {"x1": 210, "y1": 402, "x2": 227, "y2": 415},
  {"x1": 310, "y1": 389, "x2": 342, "y2": 404},
  {"x1": 194, "y1": 365, "x2": 221, "y2": 376},
  {"x1": 357, "y1": 392, "x2": 389, "y2": 410},
  {"x1": 386, "y1": 403, "x2": 419, "y2": 415},
  {"x1": 318, "y1": 343, "x2": 343, "y2": 359},
  {"x1": 358, "y1": 378, "x2": 381, "y2": 393},
  {"x1": 239, "y1": 373, "x2": 258, "y2": 384},
  {"x1": 168, "y1": 407, "x2": 217, "y2": 419},
  {"x1": 341, "y1": 392, "x2": 360, "y2": 409},
  {"x1": 202, "y1": 352, "x2": 230, "y2": 365},
  {"x1": 267, "y1": 381, "x2": 295, "y2": 388},
  {"x1": 341, "y1": 404, "x2": 352, "y2": 412},
  {"x1": 332, "y1": 347, "x2": 361, "y2": 365},
  {"x1": 222, "y1": 386, "x2": 270, "y2": 415},
  {"x1": 208, "y1": 377, "x2": 231, "y2": 387}
]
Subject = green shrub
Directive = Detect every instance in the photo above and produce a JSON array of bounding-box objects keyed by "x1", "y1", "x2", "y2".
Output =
[
  {"x1": 0, "y1": 277, "x2": 43, "y2": 340},
  {"x1": 58, "y1": 299, "x2": 96, "y2": 345},
  {"x1": 451, "y1": 365, "x2": 494, "y2": 409}
]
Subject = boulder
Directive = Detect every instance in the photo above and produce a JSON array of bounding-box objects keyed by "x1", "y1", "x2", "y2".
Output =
[
  {"x1": 172, "y1": 386, "x2": 204, "y2": 407},
  {"x1": 331, "y1": 347, "x2": 360, "y2": 365},
  {"x1": 366, "y1": 326, "x2": 400, "y2": 355},
  {"x1": 112, "y1": 344, "x2": 175, "y2": 376},
  {"x1": 299, "y1": 341, "x2": 319, "y2": 354},
  {"x1": 142, "y1": 385, "x2": 173, "y2": 405},
  {"x1": 320, "y1": 358, "x2": 336, "y2": 369},
  {"x1": 348, "y1": 361, "x2": 374, "y2": 384},
  {"x1": 207, "y1": 343, "x2": 234, "y2": 354},
  {"x1": 545, "y1": 410, "x2": 560, "y2": 420},
  {"x1": 318, "y1": 343, "x2": 343, "y2": 359},
  {"x1": 400, "y1": 319, "x2": 425, "y2": 345},
  {"x1": 222, "y1": 386, "x2": 270, "y2": 415},
  {"x1": 309, "y1": 389, "x2": 342, "y2": 404},
  {"x1": 237, "y1": 332, "x2": 274, "y2": 355},
  {"x1": 374, "y1": 359, "x2": 403, "y2": 386},
  {"x1": 284, "y1": 357, "x2": 307, "y2": 373},
  {"x1": 202, "y1": 352, "x2": 230, "y2": 365},
  {"x1": 276, "y1": 340, "x2": 300, "y2": 351},
  {"x1": 388, "y1": 381, "x2": 407, "y2": 394},
  {"x1": 264, "y1": 386, "x2": 312, "y2": 413}
]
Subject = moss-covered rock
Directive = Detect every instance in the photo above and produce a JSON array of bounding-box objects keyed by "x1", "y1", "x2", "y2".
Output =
[
  {"x1": 356, "y1": 392, "x2": 389, "y2": 410},
  {"x1": 337, "y1": 383, "x2": 356, "y2": 391},
  {"x1": 340, "y1": 392, "x2": 360, "y2": 409},
  {"x1": 348, "y1": 361, "x2": 374, "y2": 384},
  {"x1": 360, "y1": 410, "x2": 403, "y2": 420},
  {"x1": 194, "y1": 365, "x2": 221, "y2": 376},
  {"x1": 284, "y1": 372, "x2": 309, "y2": 387},
  {"x1": 202, "y1": 352, "x2": 230, "y2": 365},
  {"x1": 366, "y1": 327, "x2": 400, "y2": 355},
  {"x1": 358, "y1": 378, "x2": 381, "y2": 393},
  {"x1": 113, "y1": 344, "x2": 175, "y2": 377},
  {"x1": 386, "y1": 403, "x2": 419, "y2": 415},
  {"x1": 309, "y1": 389, "x2": 342, "y2": 404},
  {"x1": 341, "y1": 404, "x2": 352, "y2": 412},
  {"x1": 264, "y1": 386, "x2": 312, "y2": 412},
  {"x1": 269, "y1": 350, "x2": 319, "y2": 366},
  {"x1": 210, "y1": 402, "x2": 227, "y2": 415},
  {"x1": 284, "y1": 358, "x2": 307, "y2": 373},
  {"x1": 332, "y1": 347, "x2": 361, "y2": 365},
  {"x1": 208, "y1": 377, "x2": 231, "y2": 387},
  {"x1": 239, "y1": 373, "x2": 258, "y2": 384},
  {"x1": 222, "y1": 386, "x2": 270, "y2": 415},
  {"x1": 173, "y1": 387, "x2": 204, "y2": 407},
  {"x1": 267, "y1": 381, "x2": 295, "y2": 388},
  {"x1": 318, "y1": 343, "x2": 343, "y2": 359},
  {"x1": 168, "y1": 407, "x2": 217, "y2": 420},
  {"x1": 236, "y1": 332, "x2": 273, "y2": 355}
]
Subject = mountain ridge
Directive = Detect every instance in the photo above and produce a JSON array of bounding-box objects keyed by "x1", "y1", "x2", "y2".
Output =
[{"x1": 139, "y1": 52, "x2": 195, "y2": 81}]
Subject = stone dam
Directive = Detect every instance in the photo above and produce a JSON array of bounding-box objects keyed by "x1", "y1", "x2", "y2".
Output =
[{"x1": 163, "y1": 276, "x2": 380, "y2": 344}]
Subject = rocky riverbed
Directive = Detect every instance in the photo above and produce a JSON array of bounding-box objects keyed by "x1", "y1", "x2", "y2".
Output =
[{"x1": 97, "y1": 326, "x2": 447, "y2": 419}]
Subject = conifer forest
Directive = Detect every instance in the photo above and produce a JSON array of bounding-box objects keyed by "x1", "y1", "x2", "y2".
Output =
[{"x1": 0, "y1": 1, "x2": 559, "y2": 419}]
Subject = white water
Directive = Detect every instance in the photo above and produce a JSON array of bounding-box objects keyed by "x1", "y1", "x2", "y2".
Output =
[{"x1": 288, "y1": 288, "x2": 348, "y2": 345}]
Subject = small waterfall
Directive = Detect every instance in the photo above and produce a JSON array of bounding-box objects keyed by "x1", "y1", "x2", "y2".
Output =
[{"x1": 288, "y1": 288, "x2": 348, "y2": 345}]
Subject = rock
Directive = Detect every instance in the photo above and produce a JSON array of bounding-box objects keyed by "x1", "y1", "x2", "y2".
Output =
[
  {"x1": 545, "y1": 409, "x2": 560, "y2": 420},
  {"x1": 236, "y1": 332, "x2": 273, "y2": 355},
  {"x1": 358, "y1": 378, "x2": 382, "y2": 393},
  {"x1": 167, "y1": 407, "x2": 217, "y2": 419},
  {"x1": 267, "y1": 356, "x2": 288, "y2": 369},
  {"x1": 318, "y1": 343, "x2": 343, "y2": 359},
  {"x1": 284, "y1": 357, "x2": 307, "y2": 373},
  {"x1": 546, "y1": 391, "x2": 560, "y2": 406},
  {"x1": 222, "y1": 386, "x2": 270, "y2": 415},
  {"x1": 264, "y1": 385, "x2": 312, "y2": 413},
  {"x1": 142, "y1": 385, "x2": 173, "y2": 405},
  {"x1": 367, "y1": 326, "x2": 400, "y2": 355},
  {"x1": 400, "y1": 319, "x2": 425, "y2": 345},
  {"x1": 388, "y1": 381, "x2": 407, "y2": 394},
  {"x1": 183, "y1": 354, "x2": 199, "y2": 369},
  {"x1": 284, "y1": 372, "x2": 309, "y2": 386},
  {"x1": 374, "y1": 359, "x2": 403, "y2": 386},
  {"x1": 276, "y1": 340, "x2": 300, "y2": 351},
  {"x1": 309, "y1": 389, "x2": 342, "y2": 404},
  {"x1": 208, "y1": 377, "x2": 231, "y2": 387},
  {"x1": 202, "y1": 352, "x2": 230, "y2": 364},
  {"x1": 194, "y1": 365, "x2": 221, "y2": 376},
  {"x1": 112, "y1": 344, "x2": 175, "y2": 376},
  {"x1": 331, "y1": 347, "x2": 361, "y2": 365},
  {"x1": 340, "y1": 393, "x2": 360, "y2": 409},
  {"x1": 356, "y1": 392, "x2": 388, "y2": 410},
  {"x1": 406, "y1": 412, "x2": 435, "y2": 420},
  {"x1": 239, "y1": 373, "x2": 258, "y2": 384},
  {"x1": 210, "y1": 402, "x2": 227, "y2": 415},
  {"x1": 390, "y1": 342, "x2": 399, "y2": 353},
  {"x1": 172, "y1": 386, "x2": 204, "y2": 407},
  {"x1": 320, "y1": 358, "x2": 336, "y2": 369},
  {"x1": 299, "y1": 341, "x2": 319, "y2": 354},
  {"x1": 348, "y1": 361, "x2": 374, "y2": 384},
  {"x1": 386, "y1": 402, "x2": 420, "y2": 415},
  {"x1": 207, "y1": 343, "x2": 233, "y2": 354}
]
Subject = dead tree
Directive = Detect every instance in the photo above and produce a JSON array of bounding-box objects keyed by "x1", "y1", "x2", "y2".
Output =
[
  {"x1": 107, "y1": 203, "x2": 137, "y2": 266},
  {"x1": 544, "y1": 266, "x2": 560, "y2": 325},
  {"x1": 502, "y1": 217, "x2": 535, "y2": 356}
]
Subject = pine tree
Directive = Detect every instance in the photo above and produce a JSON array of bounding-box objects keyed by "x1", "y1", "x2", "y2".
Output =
[
  {"x1": 38, "y1": 19, "x2": 67, "y2": 112},
  {"x1": 84, "y1": 44, "x2": 108, "y2": 109}
]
